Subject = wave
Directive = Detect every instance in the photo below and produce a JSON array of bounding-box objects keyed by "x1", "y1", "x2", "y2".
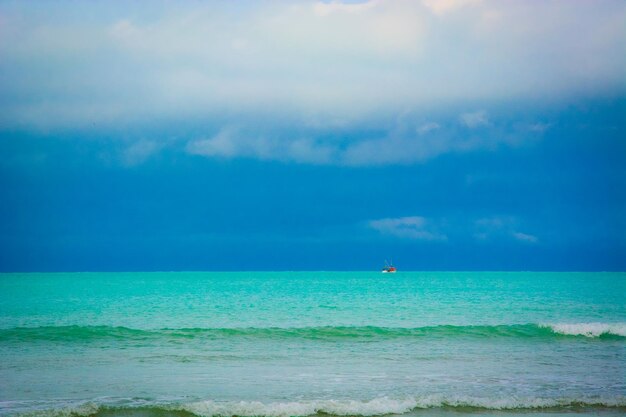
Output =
[
  {"x1": 1, "y1": 323, "x2": 624, "y2": 343},
  {"x1": 176, "y1": 396, "x2": 626, "y2": 415},
  {"x1": 9, "y1": 396, "x2": 626, "y2": 417},
  {"x1": 541, "y1": 322, "x2": 626, "y2": 337}
]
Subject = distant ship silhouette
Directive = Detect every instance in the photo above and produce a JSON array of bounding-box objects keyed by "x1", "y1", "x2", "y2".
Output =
[{"x1": 381, "y1": 260, "x2": 396, "y2": 273}]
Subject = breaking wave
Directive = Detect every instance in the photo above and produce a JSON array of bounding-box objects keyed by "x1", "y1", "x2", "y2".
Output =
[
  {"x1": 8, "y1": 396, "x2": 626, "y2": 417},
  {"x1": 1, "y1": 323, "x2": 624, "y2": 343},
  {"x1": 540, "y1": 322, "x2": 626, "y2": 337},
  {"x1": 175, "y1": 396, "x2": 626, "y2": 415}
]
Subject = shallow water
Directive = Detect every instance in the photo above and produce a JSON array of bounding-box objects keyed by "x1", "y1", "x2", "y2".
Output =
[{"x1": 0, "y1": 272, "x2": 624, "y2": 417}]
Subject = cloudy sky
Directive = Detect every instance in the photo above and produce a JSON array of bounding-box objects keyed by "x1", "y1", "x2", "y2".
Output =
[{"x1": 1, "y1": 0, "x2": 625, "y2": 271}]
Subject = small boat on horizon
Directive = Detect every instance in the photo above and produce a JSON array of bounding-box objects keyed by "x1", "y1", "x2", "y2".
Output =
[{"x1": 381, "y1": 260, "x2": 397, "y2": 273}]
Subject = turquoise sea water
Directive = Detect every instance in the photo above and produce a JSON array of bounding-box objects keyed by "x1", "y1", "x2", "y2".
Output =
[{"x1": 0, "y1": 272, "x2": 625, "y2": 417}]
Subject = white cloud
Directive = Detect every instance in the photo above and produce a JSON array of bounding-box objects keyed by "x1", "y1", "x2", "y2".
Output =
[
  {"x1": 286, "y1": 138, "x2": 336, "y2": 164},
  {"x1": 417, "y1": 122, "x2": 441, "y2": 135},
  {"x1": 313, "y1": 0, "x2": 380, "y2": 16},
  {"x1": 184, "y1": 110, "x2": 529, "y2": 166},
  {"x1": 121, "y1": 139, "x2": 161, "y2": 167},
  {"x1": 368, "y1": 216, "x2": 447, "y2": 241},
  {"x1": 186, "y1": 128, "x2": 336, "y2": 165},
  {"x1": 0, "y1": 1, "x2": 624, "y2": 132},
  {"x1": 474, "y1": 216, "x2": 538, "y2": 244},
  {"x1": 186, "y1": 128, "x2": 241, "y2": 158},
  {"x1": 109, "y1": 19, "x2": 140, "y2": 41},
  {"x1": 340, "y1": 125, "x2": 501, "y2": 166},
  {"x1": 365, "y1": 214, "x2": 540, "y2": 243},
  {"x1": 512, "y1": 232, "x2": 538, "y2": 243},
  {"x1": 460, "y1": 110, "x2": 489, "y2": 128},
  {"x1": 422, "y1": 0, "x2": 483, "y2": 16},
  {"x1": 527, "y1": 122, "x2": 552, "y2": 133}
]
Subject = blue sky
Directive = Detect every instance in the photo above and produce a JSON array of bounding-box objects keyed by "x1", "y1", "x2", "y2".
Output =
[{"x1": 0, "y1": 0, "x2": 625, "y2": 271}]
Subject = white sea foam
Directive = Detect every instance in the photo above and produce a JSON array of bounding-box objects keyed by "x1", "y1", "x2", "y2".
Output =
[
  {"x1": 542, "y1": 322, "x2": 626, "y2": 337},
  {"x1": 177, "y1": 395, "x2": 626, "y2": 416},
  {"x1": 17, "y1": 402, "x2": 100, "y2": 417},
  {"x1": 9, "y1": 395, "x2": 626, "y2": 417},
  {"x1": 180, "y1": 398, "x2": 417, "y2": 417}
]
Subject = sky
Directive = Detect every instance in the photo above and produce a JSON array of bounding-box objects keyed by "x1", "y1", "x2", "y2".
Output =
[{"x1": 0, "y1": 0, "x2": 625, "y2": 271}]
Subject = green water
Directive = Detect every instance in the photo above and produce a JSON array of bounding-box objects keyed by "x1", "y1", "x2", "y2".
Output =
[{"x1": 0, "y1": 272, "x2": 624, "y2": 417}]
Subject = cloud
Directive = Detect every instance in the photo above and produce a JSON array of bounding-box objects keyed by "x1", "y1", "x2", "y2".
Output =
[
  {"x1": 109, "y1": 19, "x2": 140, "y2": 41},
  {"x1": 339, "y1": 109, "x2": 507, "y2": 165},
  {"x1": 365, "y1": 214, "x2": 540, "y2": 243},
  {"x1": 422, "y1": 0, "x2": 483, "y2": 16},
  {"x1": 368, "y1": 216, "x2": 447, "y2": 241},
  {"x1": 183, "y1": 107, "x2": 548, "y2": 166},
  {"x1": 121, "y1": 139, "x2": 161, "y2": 167},
  {"x1": 0, "y1": 0, "x2": 624, "y2": 132},
  {"x1": 460, "y1": 111, "x2": 489, "y2": 128},
  {"x1": 474, "y1": 216, "x2": 538, "y2": 243},
  {"x1": 417, "y1": 122, "x2": 441, "y2": 135},
  {"x1": 512, "y1": 232, "x2": 538, "y2": 243},
  {"x1": 527, "y1": 122, "x2": 552, "y2": 133},
  {"x1": 340, "y1": 133, "x2": 471, "y2": 166},
  {"x1": 313, "y1": 0, "x2": 380, "y2": 16},
  {"x1": 186, "y1": 128, "x2": 335, "y2": 165},
  {"x1": 186, "y1": 128, "x2": 242, "y2": 159}
]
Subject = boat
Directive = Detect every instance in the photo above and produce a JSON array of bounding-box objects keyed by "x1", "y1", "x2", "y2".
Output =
[{"x1": 381, "y1": 260, "x2": 397, "y2": 273}]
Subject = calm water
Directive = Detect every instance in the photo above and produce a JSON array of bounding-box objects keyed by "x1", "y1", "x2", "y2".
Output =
[{"x1": 0, "y1": 272, "x2": 624, "y2": 417}]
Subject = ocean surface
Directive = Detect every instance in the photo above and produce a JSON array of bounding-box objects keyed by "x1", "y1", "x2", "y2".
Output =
[{"x1": 0, "y1": 272, "x2": 624, "y2": 417}]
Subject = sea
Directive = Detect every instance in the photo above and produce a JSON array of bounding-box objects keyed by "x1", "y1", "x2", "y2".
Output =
[{"x1": 0, "y1": 272, "x2": 624, "y2": 417}]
